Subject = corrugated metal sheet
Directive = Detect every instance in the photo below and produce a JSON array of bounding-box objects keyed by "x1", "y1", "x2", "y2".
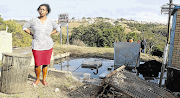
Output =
[
  {"x1": 168, "y1": 9, "x2": 177, "y2": 67},
  {"x1": 94, "y1": 65, "x2": 175, "y2": 98}
]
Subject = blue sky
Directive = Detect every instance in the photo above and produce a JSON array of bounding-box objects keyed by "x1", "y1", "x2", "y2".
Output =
[{"x1": 0, "y1": 0, "x2": 180, "y2": 23}]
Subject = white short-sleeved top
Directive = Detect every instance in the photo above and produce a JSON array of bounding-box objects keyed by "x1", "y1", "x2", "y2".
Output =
[{"x1": 22, "y1": 17, "x2": 60, "y2": 50}]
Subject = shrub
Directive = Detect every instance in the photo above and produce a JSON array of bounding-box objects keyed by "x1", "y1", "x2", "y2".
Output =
[
  {"x1": 151, "y1": 45, "x2": 163, "y2": 57},
  {"x1": 71, "y1": 39, "x2": 86, "y2": 46},
  {"x1": 0, "y1": 60, "x2": 1, "y2": 67}
]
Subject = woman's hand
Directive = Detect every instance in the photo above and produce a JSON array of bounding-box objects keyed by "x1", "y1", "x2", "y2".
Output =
[
  {"x1": 24, "y1": 29, "x2": 34, "y2": 39},
  {"x1": 50, "y1": 30, "x2": 57, "y2": 37}
]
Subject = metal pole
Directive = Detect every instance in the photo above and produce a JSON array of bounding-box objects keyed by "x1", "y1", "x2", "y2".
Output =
[
  {"x1": 67, "y1": 25, "x2": 69, "y2": 45},
  {"x1": 60, "y1": 26, "x2": 62, "y2": 45},
  {"x1": 159, "y1": 43, "x2": 169, "y2": 87}
]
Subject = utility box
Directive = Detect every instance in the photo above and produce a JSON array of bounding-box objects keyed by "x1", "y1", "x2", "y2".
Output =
[{"x1": 0, "y1": 31, "x2": 12, "y2": 60}]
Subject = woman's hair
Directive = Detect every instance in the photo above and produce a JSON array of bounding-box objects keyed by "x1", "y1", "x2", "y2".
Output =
[{"x1": 37, "y1": 4, "x2": 51, "y2": 15}]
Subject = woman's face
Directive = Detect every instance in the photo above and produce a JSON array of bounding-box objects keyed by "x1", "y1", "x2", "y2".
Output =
[{"x1": 38, "y1": 6, "x2": 48, "y2": 17}]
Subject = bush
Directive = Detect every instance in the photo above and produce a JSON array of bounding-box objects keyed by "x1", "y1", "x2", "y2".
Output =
[
  {"x1": 151, "y1": 45, "x2": 163, "y2": 57},
  {"x1": 71, "y1": 39, "x2": 86, "y2": 46},
  {"x1": 51, "y1": 33, "x2": 67, "y2": 44}
]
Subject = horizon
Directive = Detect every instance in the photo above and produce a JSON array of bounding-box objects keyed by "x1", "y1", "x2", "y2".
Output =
[{"x1": 1, "y1": 0, "x2": 180, "y2": 24}]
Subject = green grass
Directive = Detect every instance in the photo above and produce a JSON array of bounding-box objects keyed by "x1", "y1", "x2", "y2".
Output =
[
  {"x1": 0, "y1": 60, "x2": 1, "y2": 67},
  {"x1": 53, "y1": 43, "x2": 163, "y2": 62}
]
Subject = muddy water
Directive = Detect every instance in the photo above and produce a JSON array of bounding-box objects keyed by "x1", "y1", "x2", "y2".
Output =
[
  {"x1": 54, "y1": 58, "x2": 114, "y2": 78},
  {"x1": 54, "y1": 58, "x2": 166, "y2": 85}
]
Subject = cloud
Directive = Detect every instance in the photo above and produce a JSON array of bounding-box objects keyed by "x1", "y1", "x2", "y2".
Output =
[
  {"x1": 134, "y1": 11, "x2": 167, "y2": 23},
  {"x1": 0, "y1": 5, "x2": 10, "y2": 14}
]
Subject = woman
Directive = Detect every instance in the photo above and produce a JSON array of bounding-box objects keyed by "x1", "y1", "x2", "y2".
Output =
[{"x1": 22, "y1": 4, "x2": 60, "y2": 86}]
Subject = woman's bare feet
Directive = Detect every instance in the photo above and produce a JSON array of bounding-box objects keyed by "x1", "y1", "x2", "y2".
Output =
[
  {"x1": 31, "y1": 79, "x2": 40, "y2": 87},
  {"x1": 41, "y1": 80, "x2": 49, "y2": 86}
]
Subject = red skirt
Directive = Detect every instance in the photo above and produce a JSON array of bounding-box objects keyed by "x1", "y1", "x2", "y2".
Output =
[{"x1": 32, "y1": 48, "x2": 53, "y2": 66}]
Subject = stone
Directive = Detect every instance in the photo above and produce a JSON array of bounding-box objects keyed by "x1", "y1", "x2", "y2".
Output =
[{"x1": 54, "y1": 88, "x2": 59, "y2": 92}]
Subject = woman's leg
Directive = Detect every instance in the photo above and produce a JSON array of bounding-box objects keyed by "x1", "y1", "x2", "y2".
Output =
[
  {"x1": 42, "y1": 65, "x2": 49, "y2": 86},
  {"x1": 34, "y1": 66, "x2": 41, "y2": 85}
]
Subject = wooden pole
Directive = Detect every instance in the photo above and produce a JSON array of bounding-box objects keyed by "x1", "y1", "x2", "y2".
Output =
[
  {"x1": 159, "y1": 0, "x2": 173, "y2": 87},
  {"x1": 167, "y1": 0, "x2": 173, "y2": 44}
]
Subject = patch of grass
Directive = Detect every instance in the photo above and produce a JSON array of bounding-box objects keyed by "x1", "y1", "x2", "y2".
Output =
[
  {"x1": 120, "y1": 23, "x2": 141, "y2": 33},
  {"x1": 15, "y1": 94, "x2": 20, "y2": 98},
  {"x1": 0, "y1": 60, "x2": 2, "y2": 67},
  {"x1": 53, "y1": 43, "x2": 163, "y2": 62},
  {"x1": 53, "y1": 43, "x2": 114, "y2": 59}
]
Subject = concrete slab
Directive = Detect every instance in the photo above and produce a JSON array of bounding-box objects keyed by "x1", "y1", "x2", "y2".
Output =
[
  {"x1": 48, "y1": 68, "x2": 72, "y2": 78},
  {"x1": 99, "y1": 70, "x2": 113, "y2": 79},
  {"x1": 81, "y1": 61, "x2": 102, "y2": 69},
  {"x1": 99, "y1": 67, "x2": 114, "y2": 79},
  {"x1": 54, "y1": 52, "x2": 71, "y2": 60}
]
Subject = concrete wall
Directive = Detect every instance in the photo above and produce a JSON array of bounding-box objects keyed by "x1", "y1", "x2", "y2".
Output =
[{"x1": 0, "y1": 31, "x2": 12, "y2": 60}]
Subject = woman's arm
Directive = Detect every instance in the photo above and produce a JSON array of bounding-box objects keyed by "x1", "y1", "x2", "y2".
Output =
[
  {"x1": 24, "y1": 29, "x2": 33, "y2": 36},
  {"x1": 50, "y1": 30, "x2": 57, "y2": 37}
]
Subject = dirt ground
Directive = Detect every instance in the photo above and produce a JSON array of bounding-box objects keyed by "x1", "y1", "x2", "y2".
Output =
[
  {"x1": 0, "y1": 67, "x2": 102, "y2": 98},
  {"x1": 0, "y1": 44, "x2": 165, "y2": 98}
]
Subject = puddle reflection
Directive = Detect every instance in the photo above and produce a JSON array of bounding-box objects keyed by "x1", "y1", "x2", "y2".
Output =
[
  {"x1": 53, "y1": 58, "x2": 166, "y2": 85},
  {"x1": 54, "y1": 58, "x2": 114, "y2": 78}
]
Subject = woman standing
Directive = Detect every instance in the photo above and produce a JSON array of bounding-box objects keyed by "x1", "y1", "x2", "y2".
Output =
[{"x1": 22, "y1": 4, "x2": 60, "y2": 86}]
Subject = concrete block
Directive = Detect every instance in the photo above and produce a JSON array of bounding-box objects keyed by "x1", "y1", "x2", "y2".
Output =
[
  {"x1": 81, "y1": 61, "x2": 102, "y2": 69},
  {"x1": 48, "y1": 68, "x2": 72, "y2": 78},
  {"x1": 54, "y1": 52, "x2": 71, "y2": 59},
  {"x1": 0, "y1": 32, "x2": 12, "y2": 60}
]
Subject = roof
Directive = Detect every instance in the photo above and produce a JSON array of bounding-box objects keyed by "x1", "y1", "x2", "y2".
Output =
[{"x1": 171, "y1": 6, "x2": 180, "y2": 15}]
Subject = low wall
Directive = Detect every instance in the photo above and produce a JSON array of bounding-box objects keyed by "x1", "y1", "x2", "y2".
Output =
[{"x1": 0, "y1": 32, "x2": 12, "y2": 60}]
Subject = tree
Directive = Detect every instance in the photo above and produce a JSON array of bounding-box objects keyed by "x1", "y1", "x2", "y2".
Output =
[
  {"x1": 3, "y1": 20, "x2": 32, "y2": 47},
  {"x1": 72, "y1": 17, "x2": 75, "y2": 19},
  {"x1": 0, "y1": 15, "x2": 5, "y2": 30},
  {"x1": 70, "y1": 21, "x2": 125, "y2": 47},
  {"x1": 114, "y1": 21, "x2": 120, "y2": 25},
  {"x1": 142, "y1": 28, "x2": 166, "y2": 53}
]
